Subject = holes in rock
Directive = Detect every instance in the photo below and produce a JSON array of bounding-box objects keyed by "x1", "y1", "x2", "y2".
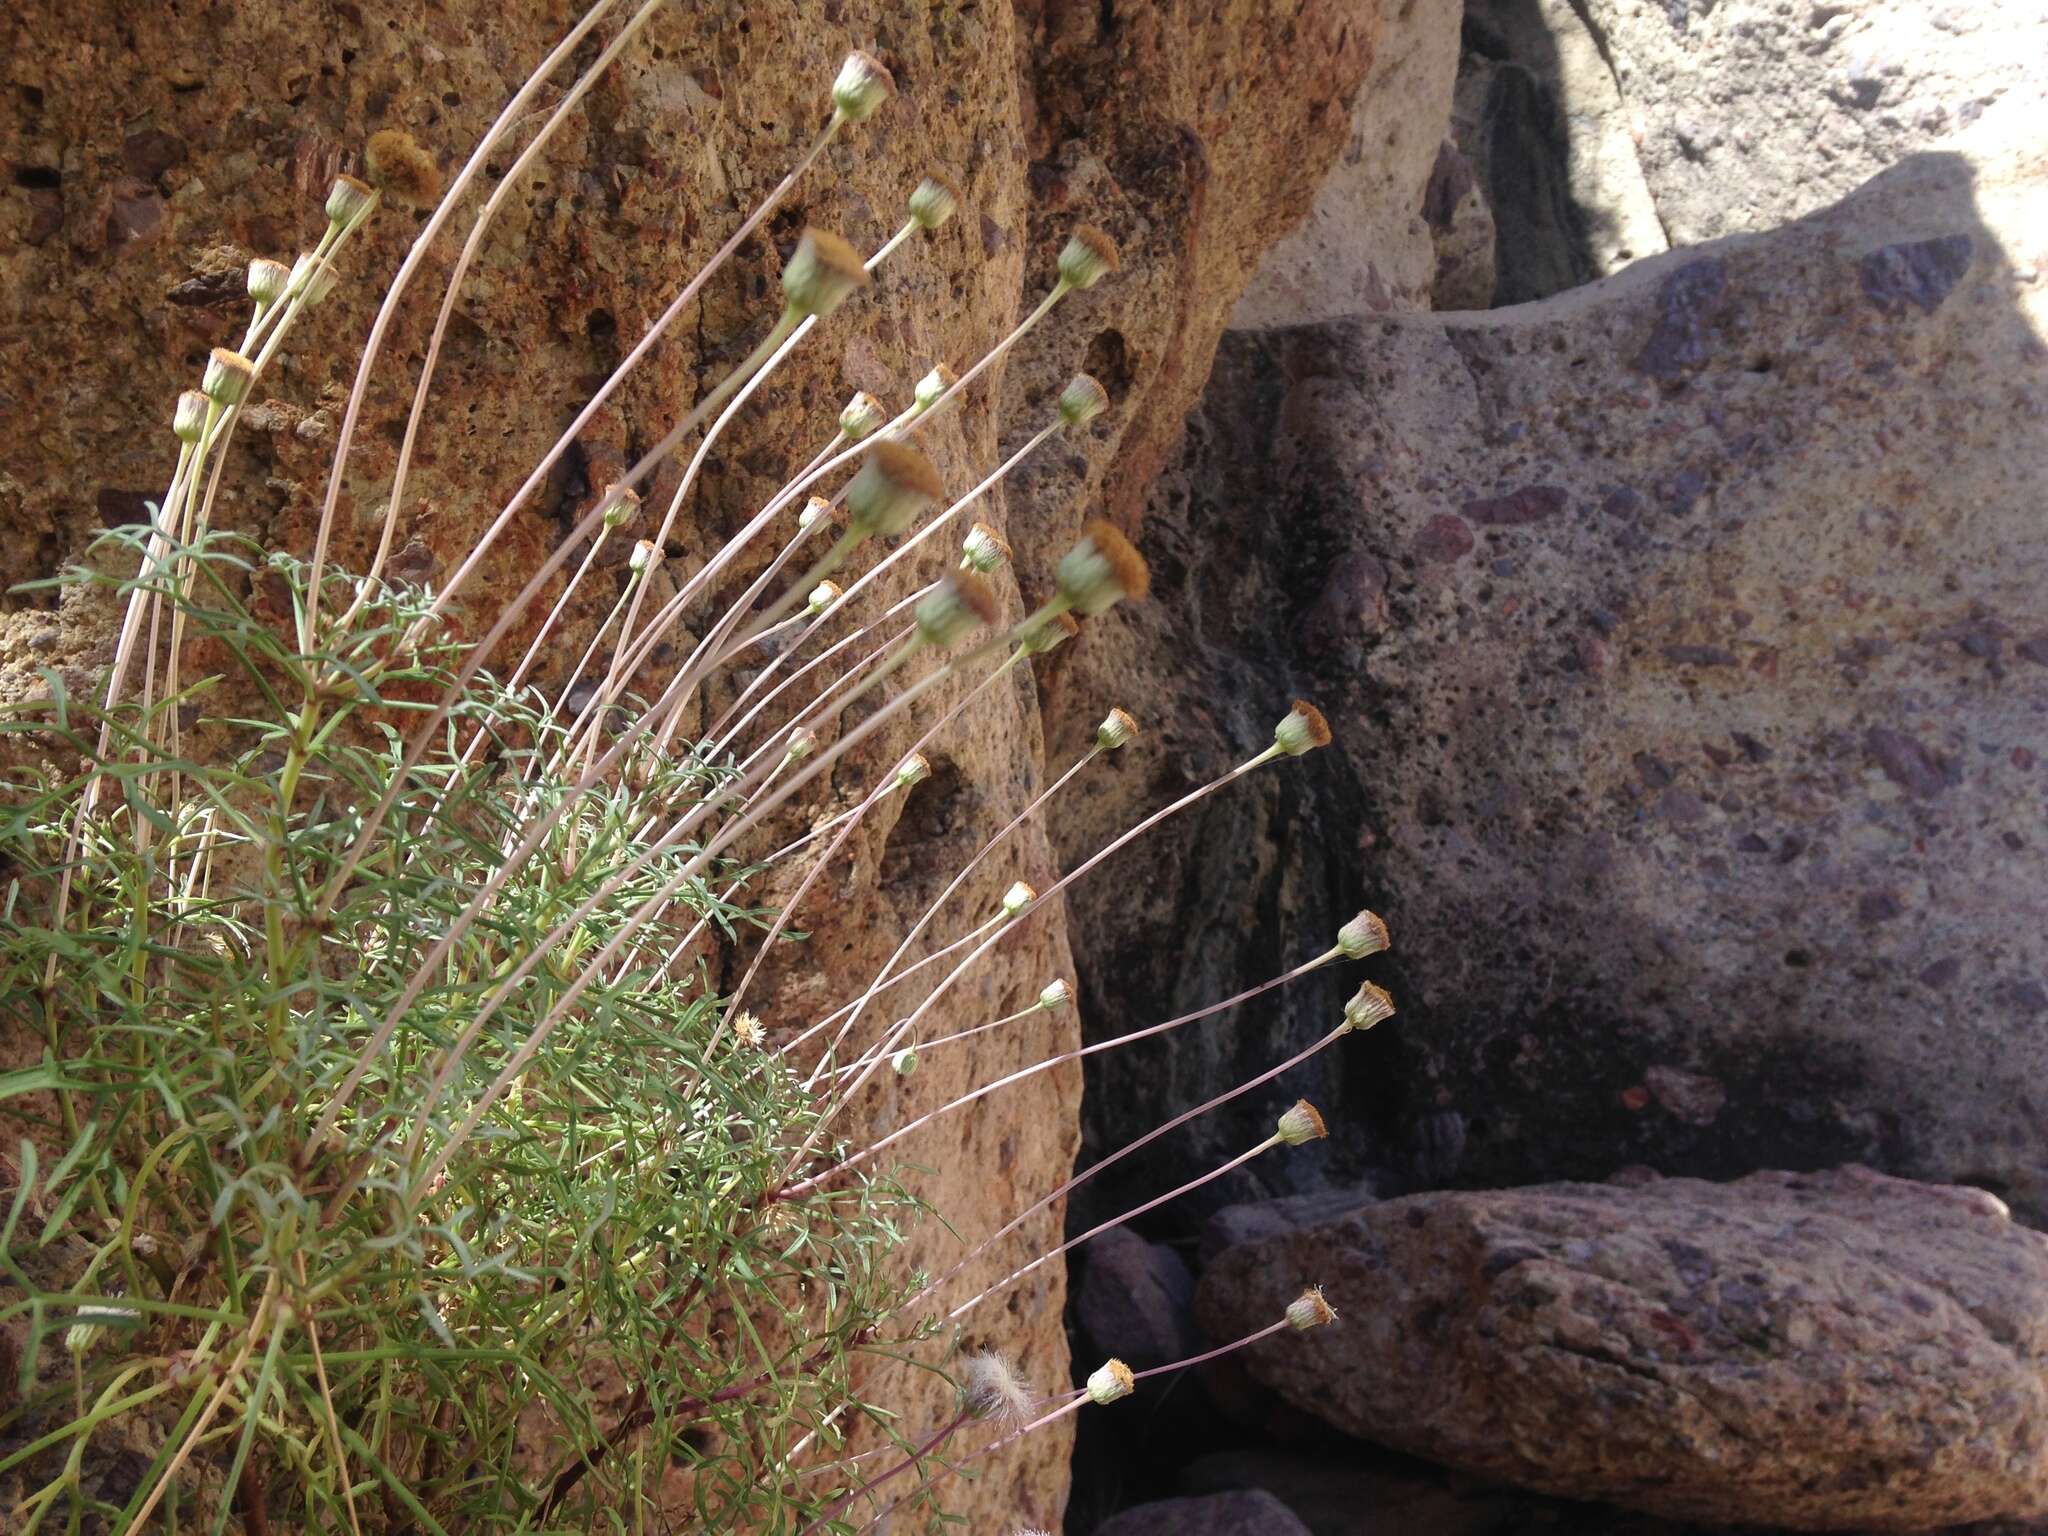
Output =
[
  {"x1": 1083, "y1": 327, "x2": 1133, "y2": 399},
  {"x1": 878, "y1": 754, "x2": 965, "y2": 887},
  {"x1": 13, "y1": 165, "x2": 60, "y2": 189}
]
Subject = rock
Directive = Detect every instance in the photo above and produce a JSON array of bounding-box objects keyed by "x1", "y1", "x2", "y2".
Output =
[
  {"x1": 1199, "y1": 1168, "x2": 2048, "y2": 1530},
  {"x1": 1076, "y1": 1227, "x2": 1199, "y2": 1371},
  {"x1": 1181, "y1": 1447, "x2": 1518, "y2": 1536},
  {"x1": 1096, "y1": 1490, "x2": 1313, "y2": 1536},
  {"x1": 1200, "y1": 1182, "x2": 1380, "y2": 1267},
  {"x1": 1034, "y1": 92, "x2": 2048, "y2": 1237}
]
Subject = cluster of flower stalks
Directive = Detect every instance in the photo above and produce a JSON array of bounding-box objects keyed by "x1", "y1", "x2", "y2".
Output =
[{"x1": 0, "y1": 17, "x2": 1395, "y2": 1536}]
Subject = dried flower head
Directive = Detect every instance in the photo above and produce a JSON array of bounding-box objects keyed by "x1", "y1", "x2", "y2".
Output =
[
  {"x1": 1095, "y1": 707, "x2": 1138, "y2": 751},
  {"x1": 245, "y1": 257, "x2": 291, "y2": 306},
  {"x1": 324, "y1": 173, "x2": 377, "y2": 229},
  {"x1": 365, "y1": 127, "x2": 443, "y2": 208},
  {"x1": 1338, "y1": 910, "x2": 1390, "y2": 960},
  {"x1": 1058, "y1": 373, "x2": 1110, "y2": 427},
  {"x1": 895, "y1": 752, "x2": 932, "y2": 789},
  {"x1": 806, "y1": 579, "x2": 842, "y2": 617},
  {"x1": 730, "y1": 1011, "x2": 766, "y2": 1048},
  {"x1": 798, "y1": 494, "x2": 835, "y2": 531},
  {"x1": 287, "y1": 251, "x2": 339, "y2": 306},
  {"x1": 915, "y1": 362, "x2": 960, "y2": 410},
  {"x1": 916, "y1": 570, "x2": 999, "y2": 648},
  {"x1": 1342, "y1": 982, "x2": 1395, "y2": 1033},
  {"x1": 1058, "y1": 224, "x2": 1120, "y2": 290},
  {"x1": 1273, "y1": 700, "x2": 1332, "y2": 756},
  {"x1": 891, "y1": 1045, "x2": 919, "y2": 1076},
  {"x1": 600, "y1": 485, "x2": 641, "y2": 528},
  {"x1": 1001, "y1": 880, "x2": 1036, "y2": 917},
  {"x1": 839, "y1": 391, "x2": 887, "y2": 440},
  {"x1": 832, "y1": 50, "x2": 897, "y2": 122},
  {"x1": 201, "y1": 348, "x2": 256, "y2": 407},
  {"x1": 783, "y1": 227, "x2": 869, "y2": 318},
  {"x1": 1019, "y1": 611, "x2": 1081, "y2": 657},
  {"x1": 909, "y1": 172, "x2": 963, "y2": 230},
  {"x1": 1039, "y1": 977, "x2": 1071, "y2": 1010},
  {"x1": 784, "y1": 725, "x2": 818, "y2": 761},
  {"x1": 1287, "y1": 1285, "x2": 1338, "y2": 1331},
  {"x1": 1276, "y1": 1098, "x2": 1329, "y2": 1146},
  {"x1": 961, "y1": 521, "x2": 1013, "y2": 573},
  {"x1": 1086, "y1": 1357, "x2": 1135, "y2": 1405},
  {"x1": 1056, "y1": 519, "x2": 1150, "y2": 616},
  {"x1": 847, "y1": 440, "x2": 943, "y2": 538},
  {"x1": 629, "y1": 538, "x2": 661, "y2": 573},
  {"x1": 959, "y1": 1351, "x2": 1032, "y2": 1424},
  {"x1": 172, "y1": 390, "x2": 208, "y2": 444}
]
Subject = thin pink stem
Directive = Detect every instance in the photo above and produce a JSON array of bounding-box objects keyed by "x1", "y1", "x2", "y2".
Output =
[{"x1": 1134, "y1": 1318, "x2": 1290, "y2": 1380}]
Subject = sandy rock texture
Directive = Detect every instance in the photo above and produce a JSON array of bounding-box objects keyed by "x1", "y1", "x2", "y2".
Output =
[
  {"x1": 1199, "y1": 1168, "x2": 2048, "y2": 1529},
  {"x1": 0, "y1": 0, "x2": 1378, "y2": 1525},
  {"x1": 1032, "y1": 89, "x2": 2048, "y2": 1249}
]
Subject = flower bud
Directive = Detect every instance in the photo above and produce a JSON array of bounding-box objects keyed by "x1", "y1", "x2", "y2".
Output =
[
  {"x1": 1342, "y1": 982, "x2": 1395, "y2": 1033},
  {"x1": 1287, "y1": 1285, "x2": 1338, "y2": 1331},
  {"x1": 1056, "y1": 519, "x2": 1150, "y2": 617},
  {"x1": 1018, "y1": 611, "x2": 1080, "y2": 657},
  {"x1": 601, "y1": 485, "x2": 641, "y2": 528},
  {"x1": 246, "y1": 257, "x2": 291, "y2": 306},
  {"x1": 914, "y1": 363, "x2": 959, "y2": 411},
  {"x1": 960, "y1": 521, "x2": 1012, "y2": 573},
  {"x1": 1273, "y1": 700, "x2": 1332, "y2": 756},
  {"x1": 1057, "y1": 225, "x2": 1120, "y2": 290},
  {"x1": 1338, "y1": 910, "x2": 1389, "y2": 960},
  {"x1": 172, "y1": 390, "x2": 208, "y2": 444},
  {"x1": 1039, "y1": 977, "x2": 1071, "y2": 1010},
  {"x1": 324, "y1": 173, "x2": 377, "y2": 230},
  {"x1": 895, "y1": 752, "x2": 931, "y2": 789},
  {"x1": 629, "y1": 538, "x2": 660, "y2": 573},
  {"x1": 892, "y1": 1045, "x2": 919, "y2": 1076},
  {"x1": 831, "y1": 50, "x2": 896, "y2": 123},
  {"x1": 839, "y1": 390, "x2": 886, "y2": 440},
  {"x1": 287, "y1": 251, "x2": 338, "y2": 306},
  {"x1": 806, "y1": 579, "x2": 842, "y2": 617},
  {"x1": 846, "y1": 440, "x2": 943, "y2": 538},
  {"x1": 915, "y1": 570, "x2": 999, "y2": 648},
  {"x1": 1086, "y1": 1358, "x2": 1135, "y2": 1405},
  {"x1": 1001, "y1": 880, "x2": 1036, "y2": 917},
  {"x1": 730, "y1": 1010, "x2": 766, "y2": 1048},
  {"x1": 909, "y1": 172, "x2": 963, "y2": 230},
  {"x1": 798, "y1": 494, "x2": 834, "y2": 531},
  {"x1": 201, "y1": 347, "x2": 256, "y2": 407},
  {"x1": 1276, "y1": 1098, "x2": 1328, "y2": 1147},
  {"x1": 1058, "y1": 373, "x2": 1110, "y2": 427},
  {"x1": 785, "y1": 725, "x2": 818, "y2": 761},
  {"x1": 782, "y1": 227, "x2": 869, "y2": 318},
  {"x1": 364, "y1": 127, "x2": 443, "y2": 209},
  {"x1": 1095, "y1": 707, "x2": 1137, "y2": 751}
]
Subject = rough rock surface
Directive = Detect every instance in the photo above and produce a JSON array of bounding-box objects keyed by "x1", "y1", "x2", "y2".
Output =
[
  {"x1": 1199, "y1": 1168, "x2": 2048, "y2": 1530},
  {"x1": 1076, "y1": 1226, "x2": 1199, "y2": 1372},
  {"x1": 1096, "y1": 1489, "x2": 1313, "y2": 1536},
  {"x1": 1033, "y1": 92, "x2": 2048, "y2": 1238},
  {"x1": 0, "y1": 0, "x2": 1378, "y2": 1525}
]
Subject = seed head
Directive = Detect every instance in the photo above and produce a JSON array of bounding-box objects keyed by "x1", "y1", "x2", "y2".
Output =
[
  {"x1": 959, "y1": 1351, "x2": 1032, "y2": 1424},
  {"x1": 288, "y1": 251, "x2": 339, "y2": 306},
  {"x1": 1001, "y1": 880, "x2": 1036, "y2": 917},
  {"x1": 832, "y1": 50, "x2": 897, "y2": 123},
  {"x1": 1058, "y1": 225, "x2": 1120, "y2": 290},
  {"x1": 364, "y1": 127, "x2": 443, "y2": 208},
  {"x1": 839, "y1": 391, "x2": 887, "y2": 440},
  {"x1": 1276, "y1": 1098, "x2": 1328, "y2": 1147},
  {"x1": 201, "y1": 348, "x2": 256, "y2": 407},
  {"x1": 730, "y1": 1011, "x2": 766, "y2": 1048},
  {"x1": 1058, "y1": 373, "x2": 1110, "y2": 427},
  {"x1": 1338, "y1": 909, "x2": 1389, "y2": 960},
  {"x1": 895, "y1": 752, "x2": 932, "y2": 789},
  {"x1": 1086, "y1": 1358, "x2": 1135, "y2": 1405},
  {"x1": 1019, "y1": 611, "x2": 1080, "y2": 656},
  {"x1": 324, "y1": 173, "x2": 377, "y2": 230},
  {"x1": 915, "y1": 570, "x2": 999, "y2": 648},
  {"x1": 961, "y1": 521, "x2": 1012, "y2": 573},
  {"x1": 799, "y1": 494, "x2": 835, "y2": 531},
  {"x1": 915, "y1": 362, "x2": 959, "y2": 411},
  {"x1": 892, "y1": 1045, "x2": 919, "y2": 1076},
  {"x1": 629, "y1": 538, "x2": 660, "y2": 573},
  {"x1": 1287, "y1": 1285, "x2": 1338, "y2": 1331},
  {"x1": 909, "y1": 172, "x2": 963, "y2": 230},
  {"x1": 1274, "y1": 700, "x2": 1332, "y2": 756},
  {"x1": 1056, "y1": 520, "x2": 1150, "y2": 616},
  {"x1": 1039, "y1": 977, "x2": 1071, "y2": 1010},
  {"x1": 246, "y1": 258, "x2": 290, "y2": 306},
  {"x1": 1095, "y1": 707, "x2": 1138, "y2": 751},
  {"x1": 1342, "y1": 982, "x2": 1395, "y2": 1033},
  {"x1": 600, "y1": 485, "x2": 641, "y2": 528},
  {"x1": 806, "y1": 579, "x2": 842, "y2": 617},
  {"x1": 785, "y1": 725, "x2": 818, "y2": 761},
  {"x1": 783, "y1": 227, "x2": 870, "y2": 318},
  {"x1": 172, "y1": 390, "x2": 208, "y2": 444},
  {"x1": 847, "y1": 440, "x2": 943, "y2": 538}
]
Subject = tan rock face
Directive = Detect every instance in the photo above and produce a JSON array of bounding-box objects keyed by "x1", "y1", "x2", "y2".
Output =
[
  {"x1": 0, "y1": 0, "x2": 1377, "y2": 1525},
  {"x1": 1198, "y1": 1169, "x2": 2048, "y2": 1530}
]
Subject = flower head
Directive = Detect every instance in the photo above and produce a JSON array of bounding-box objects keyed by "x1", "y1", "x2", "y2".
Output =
[
  {"x1": 1276, "y1": 1098, "x2": 1328, "y2": 1146},
  {"x1": 245, "y1": 258, "x2": 290, "y2": 306},
  {"x1": 915, "y1": 570, "x2": 999, "y2": 648},
  {"x1": 1342, "y1": 982, "x2": 1395, "y2": 1033},
  {"x1": 806, "y1": 579, "x2": 842, "y2": 617},
  {"x1": 1039, "y1": 977, "x2": 1071, "y2": 1010},
  {"x1": 629, "y1": 538, "x2": 661, "y2": 573},
  {"x1": 601, "y1": 485, "x2": 641, "y2": 528},
  {"x1": 1001, "y1": 880, "x2": 1036, "y2": 917},
  {"x1": 365, "y1": 127, "x2": 443, "y2": 208},
  {"x1": 895, "y1": 753, "x2": 932, "y2": 789},
  {"x1": 324, "y1": 173, "x2": 377, "y2": 229},
  {"x1": 172, "y1": 390, "x2": 208, "y2": 444},
  {"x1": 961, "y1": 521, "x2": 1012, "y2": 573},
  {"x1": 1095, "y1": 708, "x2": 1138, "y2": 751},
  {"x1": 846, "y1": 440, "x2": 943, "y2": 538},
  {"x1": 1337, "y1": 909, "x2": 1389, "y2": 960},
  {"x1": 288, "y1": 251, "x2": 339, "y2": 306},
  {"x1": 1056, "y1": 520, "x2": 1150, "y2": 616},
  {"x1": 1273, "y1": 699, "x2": 1332, "y2": 756},
  {"x1": 839, "y1": 391, "x2": 887, "y2": 440},
  {"x1": 1058, "y1": 225, "x2": 1120, "y2": 290},
  {"x1": 959, "y1": 1351, "x2": 1032, "y2": 1424},
  {"x1": 798, "y1": 494, "x2": 835, "y2": 531},
  {"x1": 730, "y1": 1011, "x2": 766, "y2": 1048},
  {"x1": 1019, "y1": 611, "x2": 1080, "y2": 656},
  {"x1": 1058, "y1": 373, "x2": 1110, "y2": 427},
  {"x1": 915, "y1": 363, "x2": 959, "y2": 411},
  {"x1": 832, "y1": 50, "x2": 896, "y2": 123},
  {"x1": 201, "y1": 348, "x2": 256, "y2": 407},
  {"x1": 891, "y1": 1045, "x2": 919, "y2": 1076},
  {"x1": 783, "y1": 227, "x2": 869, "y2": 318},
  {"x1": 784, "y1": 725, "x2": 818, "y2": 761},
  {"x1": 909, "y1": 173, "x2": 963, "y2": 230},
  {"x1": 1086, "y1": 1357, "x2": 1135, "y2": 1405},
  {"x1": 1287, "y1": 1285, "x2": 1338, "y2": 1331}
]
